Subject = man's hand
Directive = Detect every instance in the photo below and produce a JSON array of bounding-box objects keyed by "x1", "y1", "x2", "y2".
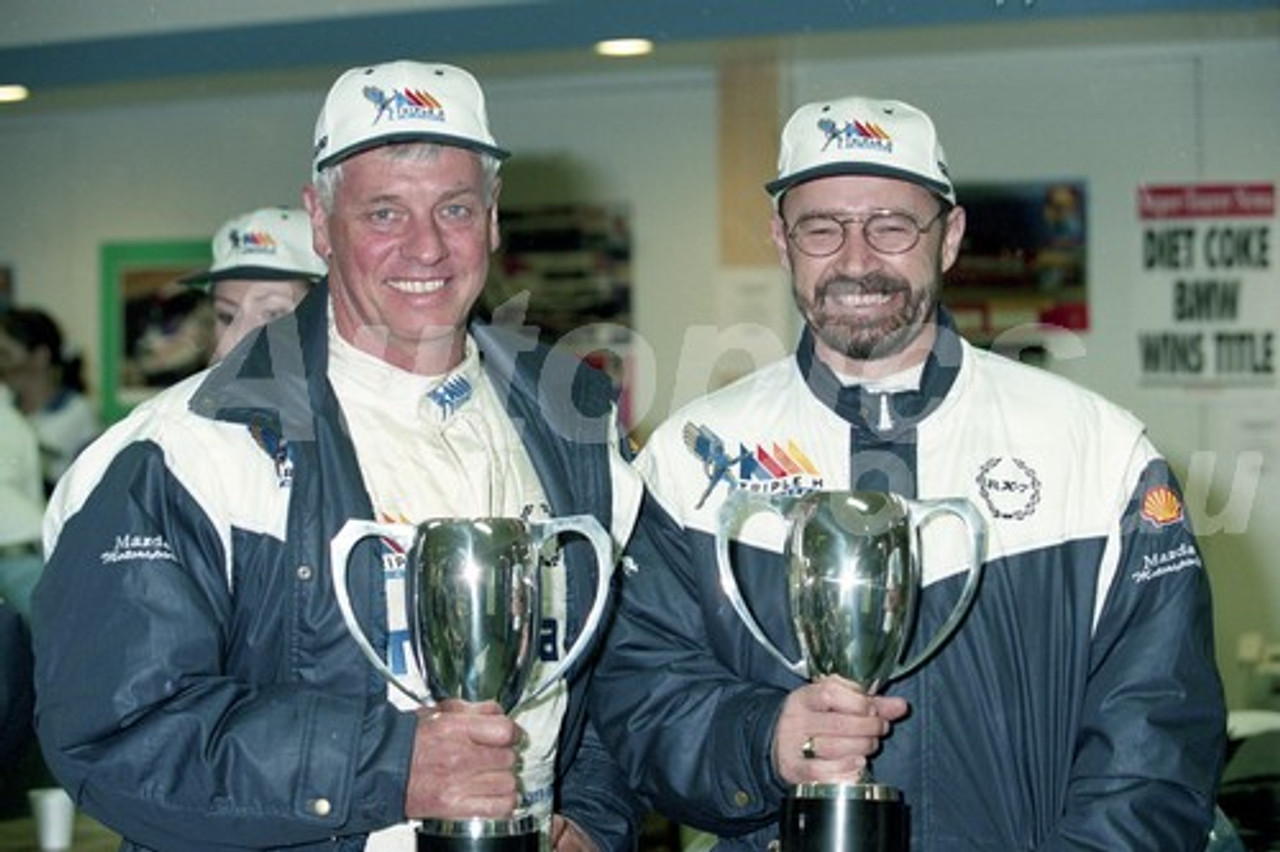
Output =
[
  {"x1": 772, "y1": 675, "x2": 910, "y2": 784},
  {"x1": 405, "y1": 700, "x2": 524, "y2": 820},
  {"x1": 550, "y1": 815, "x2": 599, "y2": 852}
]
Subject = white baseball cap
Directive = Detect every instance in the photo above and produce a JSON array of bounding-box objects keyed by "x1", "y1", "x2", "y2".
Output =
[
  {"x1": 766, "y1": 96, "x2": 955, "y2": 206},
  {"x1": 180, "y1": 207, "x2": 326, "y2": 286},
  {"x1": 312, "y1": 60, "x2": 510, "y2": 174}
]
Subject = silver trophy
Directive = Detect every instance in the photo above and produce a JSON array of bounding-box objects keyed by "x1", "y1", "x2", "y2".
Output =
[
  {"x1": 330, "y1": 515, "x2": 615, "y2": 852},
  {"x1": 717, "y1": 490, "x2": 986, "y2": 852}
]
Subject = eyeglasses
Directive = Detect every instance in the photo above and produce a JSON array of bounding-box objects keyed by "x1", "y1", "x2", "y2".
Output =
[{"x1": 785, "y1": 208, "x2": 948, "y2": 257}]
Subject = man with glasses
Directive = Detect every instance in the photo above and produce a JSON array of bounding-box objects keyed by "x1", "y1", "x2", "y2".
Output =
[{"x1": 593, "y1": 96, "x2": 1226, "y2": 850}]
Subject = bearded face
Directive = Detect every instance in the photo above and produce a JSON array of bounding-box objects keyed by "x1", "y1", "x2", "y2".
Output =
[
  {"x1": 772, "y1": 175, "x2": 964, "y2": 377},
  {"x1": 793, "y1": 264, "x2": 942, "y2": 363}
]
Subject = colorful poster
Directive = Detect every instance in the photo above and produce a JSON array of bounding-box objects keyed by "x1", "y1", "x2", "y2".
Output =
[
  {"x1": 946, "y1": 180, "x2": 1089, "y2": 345},
  {"x1": 1136, "y1": 183, "x2": 1276, "y2": 388}
]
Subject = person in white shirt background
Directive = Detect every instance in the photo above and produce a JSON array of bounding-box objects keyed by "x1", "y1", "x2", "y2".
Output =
[
  {"x1": 0, "y1": 380, "x2": 43, "y2": 616},
  {"x1": 0, "y1": 379, "x2": 44, "y2": 807},
  {"x1": 0, "y1": 307, "x2": 102, "y2": 496}
]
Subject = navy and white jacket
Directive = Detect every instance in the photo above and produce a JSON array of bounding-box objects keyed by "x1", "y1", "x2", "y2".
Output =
[
  {"x1": 32, "y1": 283, "x2": 647, "y2": 852},
  {"x1": 594, "y1": 311, "x2": 1226, "y2": 851}
]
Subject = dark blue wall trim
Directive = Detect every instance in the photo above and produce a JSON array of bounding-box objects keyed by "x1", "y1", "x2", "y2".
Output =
[{"x1": 1, "y1": 0, "x2": 1275, "y2": 91}]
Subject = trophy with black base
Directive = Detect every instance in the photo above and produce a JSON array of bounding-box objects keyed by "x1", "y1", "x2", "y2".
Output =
[{"x1": 717, "y1": 490, "x2": 986, "y2": 852}]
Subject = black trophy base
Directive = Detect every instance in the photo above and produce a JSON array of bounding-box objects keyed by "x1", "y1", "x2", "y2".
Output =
[
  {"x1": 416, "y1": 815, "x2": 541, "y2": 852},
  {"x1": 780, "y1": 782, "x2": 907, "y2": 852}
]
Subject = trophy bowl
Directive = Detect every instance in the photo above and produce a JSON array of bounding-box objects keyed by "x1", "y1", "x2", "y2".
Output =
[
  {"x1": 786, "y1": 491, "x2": 920, "y2": 697},
  {"x1": 408, "y1": 518, "x2": 540, "y2": 713}
]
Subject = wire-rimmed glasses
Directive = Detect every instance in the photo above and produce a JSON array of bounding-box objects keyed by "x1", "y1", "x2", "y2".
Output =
[{"x1": 785, "y1": 208, "x2": 948, "y2": 257}]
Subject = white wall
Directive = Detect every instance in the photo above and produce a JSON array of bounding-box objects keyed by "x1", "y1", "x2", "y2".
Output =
[
  {"x1": 1, "y1": 18, "x2": 1277, "y2": 708},
  {"x1": 0, "y1": 79, "x2": 325, "y2": 371}
]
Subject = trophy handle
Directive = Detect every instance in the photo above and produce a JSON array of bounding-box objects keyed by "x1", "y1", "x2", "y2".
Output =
[
  {"x1": 519, "y1": 514, "x2": 616, "y2": 706},
  {"x1": 717, "y1": 490, "x2": 807, "y2": 677},
  {"x1": 890, "y1": 497, "x2": 987, "y2": 680},
  {"x1": 329, "y1": 518, "x2": 430, "y2": 705}
]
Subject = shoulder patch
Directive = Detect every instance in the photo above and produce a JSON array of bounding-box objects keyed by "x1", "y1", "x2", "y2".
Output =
[{"x1": 1140, "y1": 486, "x2": 1184, "y2": 528}]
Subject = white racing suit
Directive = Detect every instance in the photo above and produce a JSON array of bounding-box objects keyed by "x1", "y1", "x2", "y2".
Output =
[
  {"x1": 33, "y1": 284, "x2": 648, "y2": 852},
  {"x1": 595, "y1": 310, "x2": 1226, "y2": 851}
]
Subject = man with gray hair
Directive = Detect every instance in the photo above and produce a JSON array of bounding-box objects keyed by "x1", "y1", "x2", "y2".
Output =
[{"x1": 34, "y1": 60, "x2": 646, "y2": 852}]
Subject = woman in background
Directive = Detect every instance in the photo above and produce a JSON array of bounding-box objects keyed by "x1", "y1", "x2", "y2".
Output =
[
  {"x1": 178, "y1": 206, "x2": 326, "y2": 363},
  {"x1": 0, "y1": 308, "x2": 103, "y2": 495}
]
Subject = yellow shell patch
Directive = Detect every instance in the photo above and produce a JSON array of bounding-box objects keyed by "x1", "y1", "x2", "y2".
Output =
[{"x1": 1141, "y1": 486, "x2": 1184, "y2": 527}]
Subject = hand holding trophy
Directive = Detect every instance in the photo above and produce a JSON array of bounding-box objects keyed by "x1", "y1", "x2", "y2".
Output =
[
  {"x1": 717, "y1": 490, "x2": 986, "y2": 852},
  {"x1": 330, "y1": 515, "x2": 615, "y2": 852}
]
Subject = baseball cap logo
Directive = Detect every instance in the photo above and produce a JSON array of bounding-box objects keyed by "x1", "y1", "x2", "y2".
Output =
[
  {"x1": 230, "y1": 228, "x2": 279, "y2": 256},
  {"x1": 362, "y1": 85, "x2": 446, "y2": 126},
  {"x1": 818, "y1": 116, "x2": 893, "y2": 154}
]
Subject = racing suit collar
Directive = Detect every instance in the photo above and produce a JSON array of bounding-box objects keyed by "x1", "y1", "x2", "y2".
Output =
[{"x1": 794, "y1": 306, "x2": 964, "y2": 440}]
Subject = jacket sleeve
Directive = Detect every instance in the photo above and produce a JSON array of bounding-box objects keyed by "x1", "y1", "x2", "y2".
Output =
[
  {"x1": 557, "y1": 717, "x2": 651, "y2": 851},
  {"x1": 1037, "y1": 458, "x2": 1227, "y2": 851},
  {"x1": 32, "y1": 441, "x2": 416, "y2": 851},
  {"x1": 591, "y1": 492, "x2": 792, "y2": 837}
]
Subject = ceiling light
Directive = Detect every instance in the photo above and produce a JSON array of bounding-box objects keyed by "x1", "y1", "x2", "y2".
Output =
[
  {"x1": 0, "y1": 84, "x2": 30, "y2": 104},
  {"x1": 594, "y1": 38, "x2": 653, "y2": 58}
]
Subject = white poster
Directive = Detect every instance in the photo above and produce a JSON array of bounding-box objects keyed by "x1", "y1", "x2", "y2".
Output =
[{"x1": 1136, "y1": 182, "x2": 1276, "y2": 388}]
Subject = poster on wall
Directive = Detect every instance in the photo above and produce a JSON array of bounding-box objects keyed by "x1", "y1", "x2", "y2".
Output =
[
  {"x1": 482, "y1": 203, "x2": 634, "y2": 429},
  {"x1": 100, "y1": 240, "x2": 212, "y2": 423},
  {"x1": 944, "y1": 180, "x2": 1089, "y2": 345},
  {"x1": 1136, "y1": 182, "x2": 1276, "y2": 388}
]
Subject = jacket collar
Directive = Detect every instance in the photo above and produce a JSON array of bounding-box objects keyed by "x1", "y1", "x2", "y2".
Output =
[
  {"x1": 795, "y1": 306, "x2": 964, "y2": 440},
  {"x1": 187, "y1": 280, "x2": 616, "y2": 519}
]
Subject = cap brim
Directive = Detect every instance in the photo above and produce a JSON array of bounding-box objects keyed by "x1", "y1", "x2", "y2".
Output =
[
  {"x1": 315, "y1": 131, "x2": 511, "y2": 172},
  {"x1": 179, "y1": 266, "x2": 323, "y2": 286},
  {"x1": 766, "y1": 162, "x2": 954, "y2": 204}
]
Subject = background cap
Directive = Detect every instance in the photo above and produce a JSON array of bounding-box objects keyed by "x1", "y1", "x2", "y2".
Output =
[
  {"x1": 180, "y1": 207, "x2": 326, "y2": 286},
  {"x1": 766, "y1": 96, "x2": 955, "y2": 205},
  {"x1": 312, "y1": 60, "x2": 510, "y2": 173}
]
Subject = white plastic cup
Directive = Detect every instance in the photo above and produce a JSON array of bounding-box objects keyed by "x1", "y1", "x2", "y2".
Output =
[{"x1": 27, "y1": 787, "x2": 75, "y2": 851}]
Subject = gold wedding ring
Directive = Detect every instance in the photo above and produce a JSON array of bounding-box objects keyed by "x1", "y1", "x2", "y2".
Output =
[{"x1": 801, "y1": 736, "x2": 817, "y2": 760}]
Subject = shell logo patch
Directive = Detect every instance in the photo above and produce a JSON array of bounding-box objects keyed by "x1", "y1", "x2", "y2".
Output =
[{"x1": 1140, "y1": 486, "x2": 1184, "y2": 527}]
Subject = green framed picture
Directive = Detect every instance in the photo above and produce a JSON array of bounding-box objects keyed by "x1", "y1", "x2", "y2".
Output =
[{"x1": 99, "y1": 239, "x2": 211, "y2": 423}]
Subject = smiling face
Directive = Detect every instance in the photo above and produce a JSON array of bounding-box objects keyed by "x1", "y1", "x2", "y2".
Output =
[
  {"x1": 209, "y1": 278, "x2": 310, "y2": 363},
  {"x1": 772, "y1": 174, "x2": 965, "y2": 380},
  {"x1": 304, "y1": 143, "x2": 500, "y2": 375}
]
